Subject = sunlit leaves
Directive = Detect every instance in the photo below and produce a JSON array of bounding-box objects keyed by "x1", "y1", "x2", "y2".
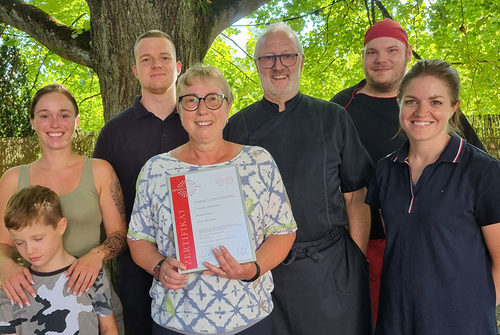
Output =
[
  {"x1": 1, "y1": 0, "x2": 498, "y2": 137},
  {"x1": 0, "y1": 27, "x2": 33, "y2": 138},
  {"x1": 1, "y1": 0, "x2": 102, "y2": 133},
  {"x1": 206, "y1": 0, "x2": 498, "y2": 117}
]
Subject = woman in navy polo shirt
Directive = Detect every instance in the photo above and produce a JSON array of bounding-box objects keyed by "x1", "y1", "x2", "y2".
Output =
[{"x1": 366, "y1": 59, "x2": 500, "y2": 335}]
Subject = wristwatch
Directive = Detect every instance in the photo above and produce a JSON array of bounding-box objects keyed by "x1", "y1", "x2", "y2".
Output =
[
  {"x1": 153, "y1": 259, "x2": 165, "y2": 281},
  {"x1": 242, "y1": 262, "x2": 261, "y2": 282}
]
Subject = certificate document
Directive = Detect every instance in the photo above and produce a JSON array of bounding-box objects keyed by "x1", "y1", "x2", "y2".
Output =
[{"x1": 168, "y1": 165, "x2": 256, "y2": 273}]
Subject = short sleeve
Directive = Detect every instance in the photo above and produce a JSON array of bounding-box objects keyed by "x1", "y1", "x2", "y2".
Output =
[
  {"x1": 0, "y1": 291, "x2": 16, "y2": 334},
  {"x1": 93, "y1": 121, "x2": 114, "y2": 163},
  {"x1": 92, "y1": 270, "x2": 114, "y2": 317},
  {"x1": 365, "y1": 168, "x2": 381, "y2": 210},
  {"x1": 474, "y1": 157, "x2": 500, "y2": 226},
  {"x1": 258, "y1": 149, "x2": 297, "y2": 237},
  {"x1": 336, "y1": 106, "x2": 374, "y2": 192}
]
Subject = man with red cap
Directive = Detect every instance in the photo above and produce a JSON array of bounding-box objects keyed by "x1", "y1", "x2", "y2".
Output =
[{"x1": 331, "y1": 18, "x2": 484, "y2": 323}]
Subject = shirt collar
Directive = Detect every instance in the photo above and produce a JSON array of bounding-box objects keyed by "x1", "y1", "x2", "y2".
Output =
[
  {"x1": 390, "y1": 133, "x2": 466, "y2": 164},
  {"x1": 132, "y1": 95, "x2": 179, "y2": 121},
  {"x1": 261, "y1": 92, "x2": 303, "y2": 113},
  {"x1": 354, "y1": 79, "x2": 367, "y2": 94}
]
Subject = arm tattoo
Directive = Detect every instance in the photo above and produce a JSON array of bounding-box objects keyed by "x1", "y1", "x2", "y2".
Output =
[
  {"x1": 101, "y1": 232, "x2": 127, "y2": 260},
  {"x1": 110, "y1": 175, "x2": 126, "y2": 223}
]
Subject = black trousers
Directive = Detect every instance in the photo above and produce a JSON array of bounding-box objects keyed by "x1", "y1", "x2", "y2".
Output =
[{"x1": 116, "y1": 250, "x2": 154, "y2": 335}]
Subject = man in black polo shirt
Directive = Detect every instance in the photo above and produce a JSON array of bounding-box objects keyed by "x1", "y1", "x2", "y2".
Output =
[
  {"x1": 224, "y1": 23, "x2": 373, "y2": 335},
  {"x1": 94, "y1": 30, "x2": 188, "y2": 335},
  {"x1": 330, "y1": 19, "x2": 484, "y2": 323}
]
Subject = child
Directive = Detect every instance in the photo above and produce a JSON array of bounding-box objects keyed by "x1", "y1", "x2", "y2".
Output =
[{"x1": 0, "y1": 185, "x2": 118, "y2": 334}]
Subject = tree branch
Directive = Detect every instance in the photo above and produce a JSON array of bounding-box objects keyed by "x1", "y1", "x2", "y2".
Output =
[
  {"x1": 29, "y1": 51, "x2": 51, "y2": 93},
  {"x1": 210, "y1": 48, "x2": 259, "y2": 85},
  {"x1": 373, "y1": 0, "x2": 422, "y2": 60},
  {"x1": 374, "y1": 0, "x2": 391, "y2": 19},
  {"x1": 78, "y1": 92, "x2": 101, "y2": 106},
  {"x1": 210, "y1": 0, "x2": 269, "y2": 41},
  {"x1": 220, "y1": 32, "x2": 253, "y2": 59},
  {"x1": 0, "y1": 0, "x2": 92, "y2": 68}
]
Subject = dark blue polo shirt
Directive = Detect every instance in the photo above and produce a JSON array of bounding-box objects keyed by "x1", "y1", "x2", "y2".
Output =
[
  {"x1": 94, "y1": 96, "x2": 189, "y2": 224},
  {"x1": 366, "y1": 134, "x2": 500, "y2": 334},
  {"x1": 332, "y1": 79, "x2": 486, "y2": 240}
]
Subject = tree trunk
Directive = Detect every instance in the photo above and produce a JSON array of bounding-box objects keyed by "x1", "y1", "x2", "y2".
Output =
[
  {"x1": 87, "y1": 1, "x2": 219, "y2": 120},
  {"x1": 0, "y1": 0, "x2": 268, "y2": 121}
]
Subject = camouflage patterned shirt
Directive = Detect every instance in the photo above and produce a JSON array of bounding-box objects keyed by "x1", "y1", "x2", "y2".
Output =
[{"x1": 0, "y1": 265, "x2": 113, "y2": 334}]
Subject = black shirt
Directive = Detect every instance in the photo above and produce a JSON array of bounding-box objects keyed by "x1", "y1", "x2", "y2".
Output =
[
  {"x1": 224, "y1": 92, "x2": 373, "y2": 243},
  {"x1": 94, "y1": 96, "x2": 189, "y2": 223}
]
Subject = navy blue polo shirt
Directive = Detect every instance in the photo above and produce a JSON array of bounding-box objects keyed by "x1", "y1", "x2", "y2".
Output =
[
  {"x1": 94, "y1": 96, "x2": 189, "y2": 223},
  {"x1": 332, "y1": 79, "x2": 486, "y2": 240},
  {"x1": 224, "y1": 92, "x2": 373, "y2": 243},
  {"x1": 366, "y1": 134, "x2": 500, "y2": 334}
]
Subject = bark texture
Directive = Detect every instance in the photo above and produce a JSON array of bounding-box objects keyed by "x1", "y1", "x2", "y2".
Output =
[{"x1": 0, "y1": 0, "x2": 267, "y2": 121}]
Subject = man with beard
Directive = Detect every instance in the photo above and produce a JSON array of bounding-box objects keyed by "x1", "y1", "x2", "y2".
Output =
[
  {"x1": 331, "y1": 19, "x2": 484, "y2": 323},
  {"x1": 225, "y1": 23, "x2": 373, "y2": 335},
  {"x1": 94, "y1": 30, "x2": 189, "y2": 334}
]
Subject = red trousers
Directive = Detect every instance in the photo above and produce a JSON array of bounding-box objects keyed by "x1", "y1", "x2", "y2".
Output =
[{"x1": 366, "y1": 238, "x2": 385, "y2": 324}]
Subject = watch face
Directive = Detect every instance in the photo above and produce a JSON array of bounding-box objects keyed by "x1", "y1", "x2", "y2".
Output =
[{"x1": 153, "y1": 259, "x2": 164, "y2": 281}]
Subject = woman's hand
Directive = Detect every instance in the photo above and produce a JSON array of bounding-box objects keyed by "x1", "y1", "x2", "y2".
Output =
[
  {"x1": 0, "y1": 169, "x2": 36, "y2": 307},
  {"x1": 159, "y1": 257, "x2": 188, "y2": 290},
  {"x1": 0, "y1": 258, "x2": 35, "y2": 308},
  {"x1": 203, "y1": 246, "x2": 256, "y2": 280},
  {"x1": 65, "y1": 247, "x2": 104, "y2": 295}
]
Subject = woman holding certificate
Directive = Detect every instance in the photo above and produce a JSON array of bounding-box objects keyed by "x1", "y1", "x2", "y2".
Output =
[
  {"x1": 366, "y1": 59, "x2": 500, "y2": 334},
  {"x1": 128, "y1": 64, "x2": 297, "y2": 335}
]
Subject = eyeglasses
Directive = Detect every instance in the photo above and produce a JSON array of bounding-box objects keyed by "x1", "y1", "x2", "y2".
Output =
[
  {"x1": 178, "y1": 93, "x2": 228, "y2": 111},
  {"x1": 255, "y1": 53, "x2": 301, "y2": 69}
]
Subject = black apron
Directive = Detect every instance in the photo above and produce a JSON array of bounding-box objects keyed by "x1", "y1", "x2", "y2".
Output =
[{"x1": 271, "y1": 227, "x2": 373, "y2": 335}]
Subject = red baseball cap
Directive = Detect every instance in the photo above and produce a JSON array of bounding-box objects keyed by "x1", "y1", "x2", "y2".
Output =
[{"x1": 364, "y1": 19, "x2": 408, "y2": 47}]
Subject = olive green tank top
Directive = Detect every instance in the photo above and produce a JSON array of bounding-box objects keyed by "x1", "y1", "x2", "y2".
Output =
[{"x1": 17, "y1": 158, "x2": 103, "y2": 257}]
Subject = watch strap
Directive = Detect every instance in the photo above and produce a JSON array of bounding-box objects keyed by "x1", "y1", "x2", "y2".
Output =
[
  {"x1": 242, "y1": 262, "x2": 260, "y2": 282},
  {"x1": 153, "y1": 258, "x2": 165, "y2": 281}
]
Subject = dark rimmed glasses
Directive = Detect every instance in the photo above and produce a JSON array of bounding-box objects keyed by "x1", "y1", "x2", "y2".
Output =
[
  {"x1": 255, "y1": 53, "x2": 301, "y2": 69},
  {"x1": 178, "y1": 93, "x2": 228, "y2": 111}
]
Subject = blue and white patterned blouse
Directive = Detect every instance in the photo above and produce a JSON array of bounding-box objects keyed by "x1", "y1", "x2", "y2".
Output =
[{"x1": 128, "y1": 145, "x2": 296, "y2": 334}]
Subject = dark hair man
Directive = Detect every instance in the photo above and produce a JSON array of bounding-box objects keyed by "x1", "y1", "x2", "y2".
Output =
[{"x1": 94, "y1": 30, "x2": 189, "y2": 335}]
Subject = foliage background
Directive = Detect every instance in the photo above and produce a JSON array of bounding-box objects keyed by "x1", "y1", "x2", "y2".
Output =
[
  {"x1": 1, "y1": 1, "x2": 101, "y2": 132},
  {"x1": 0, "y1": 24, "x2": 33, "y2": 137},
  {"x1": 0, "y1": 0, "x2": 498, "y2": 134},
  {"x1": 0, "y1": 1, "x2": 499, "y2": 329},
  {"x1": 207, "y1": 0, "x2": 499, "y2": 116}
]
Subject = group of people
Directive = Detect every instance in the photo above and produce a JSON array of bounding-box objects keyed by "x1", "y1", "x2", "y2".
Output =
[{"x1": 0, "y1": 17, "x2": 498, "y2": 335}]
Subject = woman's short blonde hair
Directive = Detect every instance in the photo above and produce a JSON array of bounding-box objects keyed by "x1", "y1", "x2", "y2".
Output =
[{"x1": 176, "y1": 64, "x2": 234, "y2": 106}]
